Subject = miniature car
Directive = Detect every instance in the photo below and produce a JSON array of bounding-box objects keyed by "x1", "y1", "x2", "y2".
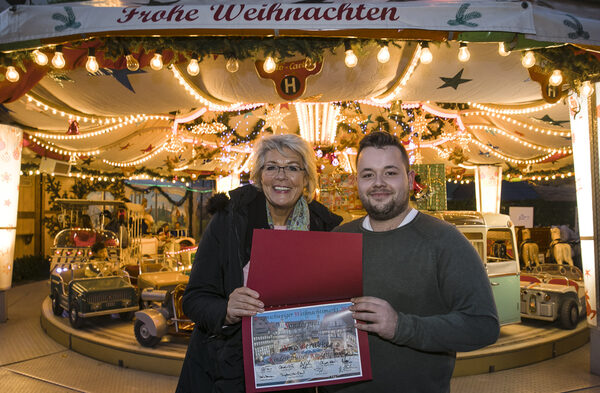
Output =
[
  {"x1": 134, "y1": 271, "x2": 192, "y2": 347},
  {"x1": 50, "y1": 261, "x2": 139, "y2": 328},
  {"x1": 520, "y1": 264, "x2": 586, "y2": 329}
]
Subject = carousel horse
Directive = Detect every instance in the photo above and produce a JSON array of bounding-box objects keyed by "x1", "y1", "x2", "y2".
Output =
[
  {"x1": 548, "y1": 226, "x2": 574, "y2": 266},
  {"x1": 519, "y1": 228, "x2": 540, "y2": 270}
]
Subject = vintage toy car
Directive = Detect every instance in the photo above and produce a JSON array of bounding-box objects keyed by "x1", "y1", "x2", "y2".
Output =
[
  {"x1": 520, "y1": 264, "x2": 586, "y2": 329},
  {"x1": 50, "y1": 260, "x2": 139, "y2": 328},
  {"x1": 133, "y1": 271, "x2": 193, "y2": 347}
]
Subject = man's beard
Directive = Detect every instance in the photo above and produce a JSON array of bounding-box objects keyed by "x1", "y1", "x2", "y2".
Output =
[{"x1": 360, "y1": 189, "x2": 409, "y2": 221}]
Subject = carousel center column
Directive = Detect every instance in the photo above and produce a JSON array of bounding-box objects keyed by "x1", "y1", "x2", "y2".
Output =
[
  {"x1": 474, "y1": 165, "x2": 502, "y2": 213},
  {"x1": 0, "y1": 125, "x2": 23, "y2": 322}
]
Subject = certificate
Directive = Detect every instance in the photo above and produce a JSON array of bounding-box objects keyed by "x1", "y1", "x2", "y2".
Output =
[
  {"x1": 251, "y1": 302, "x2": 363, "y2": 389},
  {"x1": 242, "y1": 229, "x2": 371, "y2": 392}
]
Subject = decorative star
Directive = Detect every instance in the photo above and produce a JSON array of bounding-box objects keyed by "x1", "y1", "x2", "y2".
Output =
[
  {"x1": 514, "y1": 131, "x2": 524, "y2": 136},
  {"x1": 478, "y1": 150, "x2": 490, "y2": 157},
  {"x1": 141, "y1": 144, "x2": 154, "y2": 153},
  {"x1": 93, "y1": 68, "x2": 147, "y2": 93},
  {"x1": 81, "y1": 156, "x2": 94, "y2": 166},
  {"x1": 535, "y1": 115, "x2": 569, "y2": 127},
  {"x1": 279, "y1": 103, "x2": 290, "y2": 110},
  {"x1": 2, "y1": 172, "x2": 11, "y2": 182},
  {"x1": 586, "y1": 269, "x2": 591, "y2": 277},
  {"x1": 438, "y1": 69, "x2": 472, "y2": 90},
  {"x1": 363, "y1": 114, "x2": 375, "y2": 126},
  {"x1": 120, "y1": 143, "x2": 131, "y2": 151},
  {"x1": 260, "y1": 105, "x2": 290, "y2": 132},
  {"x1": 484, "y1": 128, "x2": 497, "y2": 136},
  {"x1": 4, "y1": 199, "x2": 10, "y2": 207},
  {"x1": 487, "y1": 142, "x2": 499, "y2": 150}
]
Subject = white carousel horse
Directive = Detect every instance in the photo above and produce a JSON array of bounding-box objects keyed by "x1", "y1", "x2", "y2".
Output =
[{"x1": 548, "y1": 226, "x2": 574, "y2": 266}]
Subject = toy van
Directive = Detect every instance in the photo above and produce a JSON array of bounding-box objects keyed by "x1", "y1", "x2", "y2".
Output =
[{"x1": 428, "y1": 211, "x2": 521, "y2": 325}]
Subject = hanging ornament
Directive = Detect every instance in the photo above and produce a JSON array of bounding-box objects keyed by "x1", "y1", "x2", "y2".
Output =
[{"x1": 66, "y1": 120, "x2": 80, "y2": 135}]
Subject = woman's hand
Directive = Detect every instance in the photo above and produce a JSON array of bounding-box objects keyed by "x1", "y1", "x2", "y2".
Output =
[
  {"x1": 224, "y1": 287, "x2": 265, "y2": 325},
  {"x1": 350, "y1": 296, "x2": 398, "y2": 341}
]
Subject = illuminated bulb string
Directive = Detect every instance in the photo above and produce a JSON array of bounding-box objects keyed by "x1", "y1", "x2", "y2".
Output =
[
  {"x1": 171, "y1": 66, "x2": 263, "y2": 112},
  {"x1": 27, "y1": 134, "x2": 100, "y2": 156},
  {"x1": 468, "y1": 101, "x2": 558, "y2": 115},
  {"x1": 102, "y1": 144, "x2": 167, "y2": 167},
  {"x1": 467, "y1": 125, "x2": 572, "y2": 154},
  {"x1": 469, "y1": 137, "x2": 562, "y2": 165},
  {"x1": 32, "y1": 115, "x2": 171, "y2": 140},
  {"x1": 371, "y1": 45, "x2": 422, "y2": 104},
  {"x1": 462, "y1": 111, "x2": 571, "y2": 137},
  {"x1": 25, "y1": 93, "x2": 123, "y2": 125}
]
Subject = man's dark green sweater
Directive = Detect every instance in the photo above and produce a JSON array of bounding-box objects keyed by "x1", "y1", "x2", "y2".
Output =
[{"x1": 325, "y1": 212, "x2": 499, "y2": 393}]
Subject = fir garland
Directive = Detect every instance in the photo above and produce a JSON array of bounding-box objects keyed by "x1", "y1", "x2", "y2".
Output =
[{"x1": 536, "y1": 45, "x2": 600, "y2": 88}]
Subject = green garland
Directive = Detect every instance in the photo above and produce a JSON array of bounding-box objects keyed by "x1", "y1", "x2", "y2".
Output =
[{"x1": 536, "y1": 45, "x2": 600, "y2": 88}]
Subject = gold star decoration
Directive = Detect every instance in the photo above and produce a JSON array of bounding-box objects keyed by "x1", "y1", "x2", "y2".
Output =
[{"x1": 260, "y1": 104, "x2": 290, "y2": 132}]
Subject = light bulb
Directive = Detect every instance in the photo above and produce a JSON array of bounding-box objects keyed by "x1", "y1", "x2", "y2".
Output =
[
  {"x1": 377, "y1": 46, "x2": 390, "y2": 63},
  {"x1": 458, "y1": 43, "x2": 470, "y2": 62},
  {"x1": 187, "y1": 58, "x2": 200, "y2": 76},
  {"x1": 226, "y1": 58, "x2": 239, "y2": 73},
  {"x1": 52, "y1": 50, "x2": 65, "y2": 69},
  {"x1": 345, "y1": 49, "x2": 358, "y2": 68},
  {"x1": 125, "y1": 54, "x2": 139, "y2": 71},
  {"x1": 419, "y1": 43, "x2": 433, "y2": 64},
  {"x1": 581, "y1": 81, "x2": 594, "y2": 98},
  {"x1": 263, "y1": 56, "x2": 276, "y2": 73},
  {"x1": 498, "y1": 42, "x2": 510, "y2": 57},
  {"x1": 304, "y1": 57, "x2": 316, "y2": 71},
  {"x1": 86, "y1": 55, "x2": 99, "y2": 73},
  {"x1": 548, "y1": 70, "x2": 563, "y2": 86},
  {"x1": 5, "y1": 66, "x2": 19, "y2": 82},
  {"x1": 150, "y1": 53, "x2": 163, "y2": 70},
  {"x1": 521, "y1": 51, "x2": 536, "y2": 68},
  {"x1": 32, "y1": 49, "x2": 48, "y2": 66}
]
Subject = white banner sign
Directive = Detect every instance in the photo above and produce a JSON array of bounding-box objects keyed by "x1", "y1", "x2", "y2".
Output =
[{"x1": 0, "y1": 2, "x2": 535, "y2": 45}]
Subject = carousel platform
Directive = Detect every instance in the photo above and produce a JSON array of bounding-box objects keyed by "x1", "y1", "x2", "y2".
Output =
[{"x1": 40, "y1": 296, "x2": 590, "y2": 378}]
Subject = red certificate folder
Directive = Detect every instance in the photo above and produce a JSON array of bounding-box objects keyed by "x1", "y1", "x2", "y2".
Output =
[{"x1": 242, "y1": 229, "x2": 372, "y2": 392}]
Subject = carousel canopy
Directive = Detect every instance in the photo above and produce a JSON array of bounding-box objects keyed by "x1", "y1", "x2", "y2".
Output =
[{"x1": 0, "y1": 0, "x2": 598, "y2": 182}]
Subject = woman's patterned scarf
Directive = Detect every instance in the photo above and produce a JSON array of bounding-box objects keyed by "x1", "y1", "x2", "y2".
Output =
[{"x1": 266, "y1": 197, "x2": 310, "y2": 231}]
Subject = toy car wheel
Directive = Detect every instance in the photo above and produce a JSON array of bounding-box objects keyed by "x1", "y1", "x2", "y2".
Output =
[
  {"x1": 134, "y1": 319, "x2": 161, "y2": 347},
  {"x1": 120, "y1": 311, "x2": 135, "y2": 321},
  {"x1": 69, "y1": 301, "x2": 84, "y2": 329},
  {"x1": 51, "y1": 289, "x2": 62, "y2": 316},
  {"x1": 559, "y1": 298, "x2": 579, "y2": 330}
]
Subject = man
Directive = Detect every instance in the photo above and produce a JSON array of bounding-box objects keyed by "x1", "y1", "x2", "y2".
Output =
[{"x1": 326, "y1": 132, "x2": 499, "y2": 393}]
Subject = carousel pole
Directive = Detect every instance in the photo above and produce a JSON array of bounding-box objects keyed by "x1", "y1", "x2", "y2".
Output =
[
  {"x1": 568, "y1": 84, "x2": 600, "y2": 374},
  {"x1": 0, "y1": 125, "x2": 23, "y2": 323}
]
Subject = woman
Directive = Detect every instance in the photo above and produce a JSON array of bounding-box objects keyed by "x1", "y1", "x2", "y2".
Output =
[{"x1": 177, "y1": 134, "x2": 342, "y2": 393}]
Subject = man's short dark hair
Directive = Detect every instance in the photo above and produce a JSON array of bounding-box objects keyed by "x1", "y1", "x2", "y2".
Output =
[
  {"x1": 91, "y1": 241, "x2": 106, "y2": 254},
  {"x1": 356, "y1": 131, "x2": 410, "y2": 171}
]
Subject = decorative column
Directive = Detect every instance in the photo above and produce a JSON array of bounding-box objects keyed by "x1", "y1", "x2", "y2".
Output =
[
  {"x1": 474, "y1": 165, "x2": 502, "y2": 213},
  {"x1": 0, "y1": 125, "x2": 23, "y2": 323}
]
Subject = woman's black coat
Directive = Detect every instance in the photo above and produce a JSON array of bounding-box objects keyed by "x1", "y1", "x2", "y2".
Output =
[{"x1": 176, "y1": 185, "x2": 342, "y2": 393}]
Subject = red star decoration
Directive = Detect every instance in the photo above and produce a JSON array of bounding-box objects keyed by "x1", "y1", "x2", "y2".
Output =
[
  {"x1": 586, "y1": 269, "x2": 591, "y2": 277},
  {"x1": 120, "y1": 143, "x2": 131, "y2": 150},
  {"x1": 279, "y1": 103, "x2": 290, "y2": 110},
  {"x1": 3, "y1": 199, "x2": 10, "y2": 207},
  {"x1": 514, "y1": 131, "x2": 524, "y2": 137},
  {"x1": 540, "y1": 152, "x2": 569, "y2": 163},
  {"x1": 1, "y1": 172, "x2": 10, "y2": 183},
  {"x1": 141, "y1": 145, "x2": 153, "y2": 153}
]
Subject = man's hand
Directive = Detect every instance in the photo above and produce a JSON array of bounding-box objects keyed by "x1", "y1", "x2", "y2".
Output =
[
  {"x1": 350, "y1": 296, "x2": 398, "y2": 341},
  {"x1": 225, "y1": 287, "x2": 264, "y2": 325}
]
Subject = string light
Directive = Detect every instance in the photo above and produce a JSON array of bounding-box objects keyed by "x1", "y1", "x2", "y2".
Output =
[
  {"x1": 468, "y1": 101, "x2": 558, "y2": 115},
  {"x1": 462, "y1": 111, "x2": 571, "y2": 137},
  {"x1": 102, "y1": 144, "x2": 167, "y2": 167},
  {"x1": 344, "y1": 42, "x2": 358, "y2": 68},
  {"x1": 549, "y1": 70, "x2": 563, "y2": 86},
  {"x1": 150, "y1": 53, "x2": 163, "y2": 71},
  {"x1": 85, "y1": 48, "x2": 99, "y2": 73},
  {"x1": 32, "y1": 118, "x2": 171, "y2": 140},
  {"x1": 32, "y1": 49, "x2": 48, "y2": 66},
  {"x1": 377, "y1": 44, "x2": 390, "y2": 64},
  {"x1": 126, "y1": 54, "x2": 140, "y2": 71},
  {"x1": 5, "y1": 66, "x2": 19, "y2": 82},
  {"x1": 371, "y1": 44, "x2": 421, "y2": 103},
  {"x1": 51, "y1": 46, "x2": 66, "y2": 69},
  {"x1": 419, "y1": 42, "x2": 432, "y2": 64},
  {"x1": 521, "y1": 51, "x2": 536, "y2": 68},
  {"x1": 498, "y1": 42, "x2": 511, "y2": 57},
  {"x1": 469, "y1": 138, "x2": 560, "y2": 165},
  {"x1": 263, "y1": 56, "x2": 277, "y2": 73},
  {"x1": 226, "y1": 58, "x2": 239, "y2": 73},
  {"x1": 467, "y1": 125, "x2": 572, "y2": 154},
  {"x1": 187, "y1": 56, "x2": 200, "y2": 76},
  {"x1": 27, "y1": 134, "x2": 100, "y2": 156},
  {"x1": 458, "y1": 42, "x2": 470, "y2": 62},
  {"x1": 171, "y1": 66, "x2": 264, "y2": 112}
]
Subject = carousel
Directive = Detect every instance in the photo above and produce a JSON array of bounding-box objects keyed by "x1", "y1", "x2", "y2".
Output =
[{"x1": 0, "y1": 0, "x2": 599, "y2": 378}]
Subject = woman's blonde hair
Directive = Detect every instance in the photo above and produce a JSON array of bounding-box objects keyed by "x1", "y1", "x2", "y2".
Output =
[{"x1": 250, "y1": 134, "x2": 317, "y2": 202}]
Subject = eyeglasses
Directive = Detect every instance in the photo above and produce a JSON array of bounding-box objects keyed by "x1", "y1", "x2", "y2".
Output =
[{"x1": 262, "y1": 164, "x2": 305, "y2": 177}]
